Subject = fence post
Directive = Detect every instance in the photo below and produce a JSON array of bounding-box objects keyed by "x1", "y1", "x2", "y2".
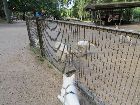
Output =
[
  {"x1": 26, "y1": 17, "x2": 35, "y2": 47},
  {"x1": 36, "y1": 17, "x2": 45, "y2": 57}
]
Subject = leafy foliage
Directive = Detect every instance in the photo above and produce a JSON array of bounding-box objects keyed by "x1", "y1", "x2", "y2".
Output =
[
  {"x1": 133, "y1": 7, "x2": 140, "y2": 18},
  {"x1": 7, "y1": 0, "x2": 60, "y2": 18},
  {"x1": 3, "y1": 0, "x2": 140, "y2": 21},
  {"x1": 0, "y1": 0, "x2": 5, "y2": 18}
]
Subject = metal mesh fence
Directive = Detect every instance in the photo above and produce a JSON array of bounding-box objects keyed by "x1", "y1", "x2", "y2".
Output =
[{"x1": 26, "y1": 18, "x2": 140, "y2": 105}]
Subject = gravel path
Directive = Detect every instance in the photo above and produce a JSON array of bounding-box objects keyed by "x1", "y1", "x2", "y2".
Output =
[{"x1": 0, "y1": 22, "x2": 62, "y2": 105}]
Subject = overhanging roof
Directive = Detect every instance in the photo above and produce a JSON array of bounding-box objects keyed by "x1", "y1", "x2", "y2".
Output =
[{"x1": 85, "y1": 2, "x2": 140, "y2": 11}]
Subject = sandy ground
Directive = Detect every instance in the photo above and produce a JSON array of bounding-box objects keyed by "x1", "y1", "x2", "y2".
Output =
[
  {"x1": 110, "y1": 23, "x2": 140, "y2": 32},
  {"x1": 0, "y1": 22, "x2": 62, "y2": 105}
]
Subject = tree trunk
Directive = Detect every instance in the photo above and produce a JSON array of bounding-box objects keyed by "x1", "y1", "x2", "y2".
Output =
[
  {"x1": 2, "y1": 0, "x2": 11, "y2": 23},
  {"x1": 22, "y1": 12, "x2": 25, "y2": 21}
]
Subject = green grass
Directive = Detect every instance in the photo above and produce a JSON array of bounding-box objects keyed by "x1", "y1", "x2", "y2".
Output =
[
  {"x1": 29, "y1": 45, "x2": 64, "y2": 76},
  {"x1": 47, "y1": 62, "x2": 53, "y2": 69},
  {"x1": 30, "y1": 47, "x2": 45, "y2": 63},
  {"x1": 30, "y1": 47, "x2": 40, "y2": 54}
]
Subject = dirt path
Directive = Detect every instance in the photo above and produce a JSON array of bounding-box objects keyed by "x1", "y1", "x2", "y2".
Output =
[{"x1": 0, "y1": 22, "x2": 62, "y2": 105}]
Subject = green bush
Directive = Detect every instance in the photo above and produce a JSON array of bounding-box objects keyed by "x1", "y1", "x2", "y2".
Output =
[{"x1": 133, "y1": 7, "x2": 140, "y2": 19}]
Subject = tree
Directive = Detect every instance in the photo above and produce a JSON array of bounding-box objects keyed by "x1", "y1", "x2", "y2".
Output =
[
  {"x1": 59, "y1": 0, "x2": 91, "y2": 20},
  {"x1": 7, "y1": 0, "x2": 61, "y2": 19},
  {"x1": 2, "y1": 0, "x2": 11, "y2": 23},
  {"x1": 0, "y1": 0, "x2": 5, "y2": 18},
  {"x1": 45, "y1": 0, "x2": 61, "y2": 18}
]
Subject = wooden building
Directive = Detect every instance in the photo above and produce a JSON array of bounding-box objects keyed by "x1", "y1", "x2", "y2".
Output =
[{"x1": 85, "y1": 2, "x2": 140, "y2": 25}]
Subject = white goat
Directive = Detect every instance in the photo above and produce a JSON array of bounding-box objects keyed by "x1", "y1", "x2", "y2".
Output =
[
  {"x1": 77, "y1": 40, "x2": 95, "y2": 46},
  {"x1": 58, "y1": 74, "x2": 80, "y2": 105},
  {"x1": 77, "y1": 40, "x2": 96, "y2": 54}
]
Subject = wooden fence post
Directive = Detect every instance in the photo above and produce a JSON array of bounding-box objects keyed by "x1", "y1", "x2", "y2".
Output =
[
  {"x1": 26, "y1": 17, "x2": 35, "y2": 47},
  {"x1": 36, "y1": 17, "x2": 45, "y2": 57}
]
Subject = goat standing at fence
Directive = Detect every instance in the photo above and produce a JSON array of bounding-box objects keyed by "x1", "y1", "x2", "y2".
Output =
[
  {"x1": 77, "y1": 41, "x2": 96, "y2": 55},
  {"x1": 58, "y1": 74, "x2": 80, "y2": 105}
]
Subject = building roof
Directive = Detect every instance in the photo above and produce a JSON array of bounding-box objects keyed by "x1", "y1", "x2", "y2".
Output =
[{"x1": 85, "y1": 2, "x2": 140, "y2": 11}]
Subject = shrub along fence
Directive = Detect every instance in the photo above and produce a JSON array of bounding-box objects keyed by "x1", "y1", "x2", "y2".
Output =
[{"x1": 26, "y1": 17, "x2": 140, "y2": 105}]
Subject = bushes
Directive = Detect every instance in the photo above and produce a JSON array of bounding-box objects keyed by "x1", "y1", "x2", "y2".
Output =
[{"x1": 133, "y1": 7, "x2": 140, "y2": 22}]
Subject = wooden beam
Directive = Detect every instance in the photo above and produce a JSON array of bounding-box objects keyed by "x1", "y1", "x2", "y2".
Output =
[{"x1": 85, "y1": 2, "x2": 140, "y2": 11}]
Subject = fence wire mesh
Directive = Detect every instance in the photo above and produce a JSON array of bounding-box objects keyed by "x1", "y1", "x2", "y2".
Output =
[{"x1": 26, "y1": 17, "x2": 140, "y2": 105}]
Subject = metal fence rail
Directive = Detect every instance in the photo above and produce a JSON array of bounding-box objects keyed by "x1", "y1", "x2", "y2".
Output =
[{"x1": 26, "y1": 17, "x2": 140, "y2": 105}]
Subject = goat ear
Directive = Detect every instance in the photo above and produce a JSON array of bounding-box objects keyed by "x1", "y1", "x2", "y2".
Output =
[{"x1": 71, "y1": 74, "x2": 75, "y2": 80}]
